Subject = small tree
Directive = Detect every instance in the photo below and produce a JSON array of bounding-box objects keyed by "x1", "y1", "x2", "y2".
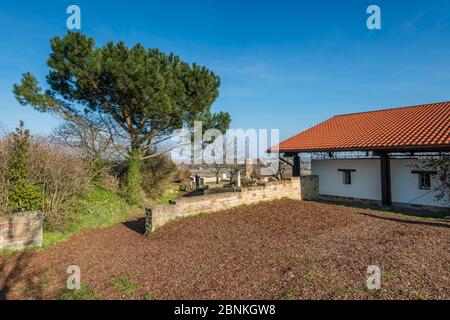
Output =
[
  {"x1": 273, "y1": 157, "x2": 289, "y2": 181},
  {"x1": 209, "y1": 163, "x2": 223, "y2": 184},
  {"x1": 6, "y1": 122, "x2": 43, "y2": 213}
]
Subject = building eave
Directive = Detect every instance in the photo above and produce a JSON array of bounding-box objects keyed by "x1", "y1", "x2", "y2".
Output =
[{"x1": 272, "y1": 144, "x2": 450, "y2": 154}]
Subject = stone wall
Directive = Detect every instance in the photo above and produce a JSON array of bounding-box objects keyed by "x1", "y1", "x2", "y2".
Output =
[
  {"x1": 0, "y1": 212, "x2": 43, "y2": 250},
  {"x1": 146, "y1": 177, "x2": 301, "y2": 234},
  {"x1": 300, "y1": 175, "x2": 319, "y2": 200}
]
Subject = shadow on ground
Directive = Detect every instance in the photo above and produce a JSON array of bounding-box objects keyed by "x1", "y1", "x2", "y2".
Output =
[
  {"x1": 122, "y1": 217, "x2": 146, "y2": 234},
  {"x1": 357, "y1": 212, "x2": 450, "y2": 229},
  {"x1": 0, "y1": 225, "x2": 49, "y2": 300},
  {"x1": 313, "y1": 199, "x2": 448, "y2": 219}
]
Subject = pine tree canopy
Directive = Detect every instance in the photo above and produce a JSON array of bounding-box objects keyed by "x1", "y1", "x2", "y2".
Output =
[{"x1": 13, "y1": 32, "x2": 231, "y2": 155}]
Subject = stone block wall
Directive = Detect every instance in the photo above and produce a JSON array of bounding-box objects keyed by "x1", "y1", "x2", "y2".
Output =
[
  {"x1": 146, "y1": 177, "x2": 301, "y2": 233},
  {"x1": 300, "y1": 175, "x2": 319, "y2": 200},
  {"x1": 0, "y1": 212, "x2": 43, "y2": 250}
]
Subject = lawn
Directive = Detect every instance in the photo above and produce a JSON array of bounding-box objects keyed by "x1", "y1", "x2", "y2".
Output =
[{"x1": 0, "y1": 199, "x2": 449, "y2": 300}]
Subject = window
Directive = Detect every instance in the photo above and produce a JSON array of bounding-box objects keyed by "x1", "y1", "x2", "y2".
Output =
[
  {"x1": 338, "y1": 169, "x2": 355, "y2": 185},
  {"x1": 418, "y1": 173, "x2": 431, "y2": 190},
  {"x1": 343, "y1": 171, "x2": 352, "y2": 185}
]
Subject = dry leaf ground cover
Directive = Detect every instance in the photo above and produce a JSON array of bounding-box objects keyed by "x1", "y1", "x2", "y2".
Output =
[{"x1": 1, "y1": 199, "x2": 449, "y2": 300}]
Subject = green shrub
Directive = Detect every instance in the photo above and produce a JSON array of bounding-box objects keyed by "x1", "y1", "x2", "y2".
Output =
[
  {"x1": 140, "y1": 154, "x2": 178, "y2": 199},
  {"x1": 6, "y1": 122, "x2": 43, "y2": 213},
  {"x1": 7, "y1": 181, "x2": 43, "y2": 213}
]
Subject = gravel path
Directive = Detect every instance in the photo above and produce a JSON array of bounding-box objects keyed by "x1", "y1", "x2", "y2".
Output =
[{"x1": 1, "y1": 199, "x2": 449, "y2": 300}]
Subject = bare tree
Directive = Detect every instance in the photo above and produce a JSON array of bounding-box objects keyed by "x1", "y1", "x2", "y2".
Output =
[
  {"x1": 52, "y1": 120, "x2": 127, "y2": 179},
  {"x1": 208, "y1": 163, "x2": 223, "y2": 184}
]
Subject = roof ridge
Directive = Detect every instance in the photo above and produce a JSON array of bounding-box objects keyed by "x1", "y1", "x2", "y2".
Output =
[{"x1": 333, "y1": 100, "x2": 450, "y2": 118}]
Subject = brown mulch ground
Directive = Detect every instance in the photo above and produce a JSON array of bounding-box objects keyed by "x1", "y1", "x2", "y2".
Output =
[{"x1": 1, "y1": 199, "x2": 449, "y2": 300}]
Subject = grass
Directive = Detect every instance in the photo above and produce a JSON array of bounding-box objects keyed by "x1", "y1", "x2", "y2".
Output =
[
  {"x1": 281, "y1": 287, "x2": 297, "y2": 300},
  {"x1": 155, "y1": 183, "x2": 180, "y2": 204},
  {"x1": 0, "y1": 245, "x2": 40, "y2": 257},
  {"x1": 143, "y1": 293, "x2": 157, "y2": 300},
  {"x1": 199, "y1": 263, "x2": 210, "y2": 270},
  {"x1": 42, "y1": 186, "x2": 138, "y2": 248},
  {"x1": 405, "y1": 290, "x2": 426, "y2": 300},
  {"x1": 1, "y1": 184, "x2": 175, "y2": 254},
  {"x1": 58, "y1": 283, "x2": 99, "y2": 300},
  {"x1": 0, "y1": 248, "x2": 17, "y2": 257},
  {"x1": 155, "y1": 192, "x2": 178, "y2": 205},
  {"x1": 110, "y1": 275, "x2": 139, "y2": 299},
  {"x1": 305, "y1": 268, "x2": 325, "y2": 284}
]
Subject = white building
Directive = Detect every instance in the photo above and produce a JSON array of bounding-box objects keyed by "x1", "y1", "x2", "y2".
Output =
[
  {"x1": 312, "y1": 158, "x2": 447, "y2": 208},
  {"x1": 272, "y1": 101, "x2": 450, "y2": 212}
]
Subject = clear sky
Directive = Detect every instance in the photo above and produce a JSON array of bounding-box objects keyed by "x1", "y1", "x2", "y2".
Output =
[{"x1": 1, "y1": 0, "x2": 449, "y2": 140}]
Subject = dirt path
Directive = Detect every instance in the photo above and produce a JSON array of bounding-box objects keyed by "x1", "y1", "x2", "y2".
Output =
[{"x1": 1, "y1": 199, "x2": 449, "y2": 300}]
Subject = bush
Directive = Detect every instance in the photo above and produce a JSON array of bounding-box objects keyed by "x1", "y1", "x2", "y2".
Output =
[
  {"x1": 27, "y1": 138, "x2": 90, "y2": 230},
  {"x1": 1, "y1": 122, "x2": 43, "y2": 213},
  {"x1": 0, "y1": 141, "x2": 10, "y2": 214},
  {"x1": 140, "y1": 155, "x2": 178, "y2": 199},
  {"x1": 0, "y1": 123, "x2": 90, "y2": 229}
]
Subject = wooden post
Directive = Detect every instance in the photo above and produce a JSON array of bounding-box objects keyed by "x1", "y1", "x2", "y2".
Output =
[
  {"x1": 380, "y1": 153, "x2": 392, "y2": 206},
  {"x1": 293, "y1": 154, "x2": 300, "y2": 177}
]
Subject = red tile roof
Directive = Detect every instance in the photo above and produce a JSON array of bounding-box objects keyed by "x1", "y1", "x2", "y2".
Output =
[{"x1": 272, "y1": 101, "x2": 450, "y2": 153}]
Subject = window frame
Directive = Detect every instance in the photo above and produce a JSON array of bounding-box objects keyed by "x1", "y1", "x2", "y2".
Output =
[
  {"x1": 338, "y1": 169, "x2": 356, "y2": 185},
  {"x1": 411, "y1": 170, "x2": 436, "y2": 190},
  {"x1": 418, "y1": 172, "x2": 431, "y2": 190}
]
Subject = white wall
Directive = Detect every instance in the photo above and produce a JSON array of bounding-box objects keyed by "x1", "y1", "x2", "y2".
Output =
[
  {"x1": 390, "y1": 159, "x2": 447, "y2": 207},
  {"x1": 312, "y1": 159, "x2": 381, "y2": 201},
  {"x1": 311, "y1": 158, "x2": 448, "y2": 208}
]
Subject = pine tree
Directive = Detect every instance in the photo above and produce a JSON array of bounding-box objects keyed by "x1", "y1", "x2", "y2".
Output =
[{"x1": 13, "y1": 32, "x2": 230, "y2": 204}]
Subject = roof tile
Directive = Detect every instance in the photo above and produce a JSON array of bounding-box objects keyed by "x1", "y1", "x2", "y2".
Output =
[{"x1": 273, "y1": 101, "x2": 450, "y2": 152}]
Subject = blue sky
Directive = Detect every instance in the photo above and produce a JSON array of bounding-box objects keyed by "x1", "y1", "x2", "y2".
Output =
[{"x1": 1, "y1": 0, "x2": 449, "y2": 140}]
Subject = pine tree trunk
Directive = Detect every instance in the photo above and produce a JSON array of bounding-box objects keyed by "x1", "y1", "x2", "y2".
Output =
[{"x1": 127, "y1": 147, "x2": 142, "y2": 205}]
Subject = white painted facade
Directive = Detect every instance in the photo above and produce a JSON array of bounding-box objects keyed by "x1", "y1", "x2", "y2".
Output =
[{"x1": 311, "y1": 158, "x2": 448, "y2": 208}]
